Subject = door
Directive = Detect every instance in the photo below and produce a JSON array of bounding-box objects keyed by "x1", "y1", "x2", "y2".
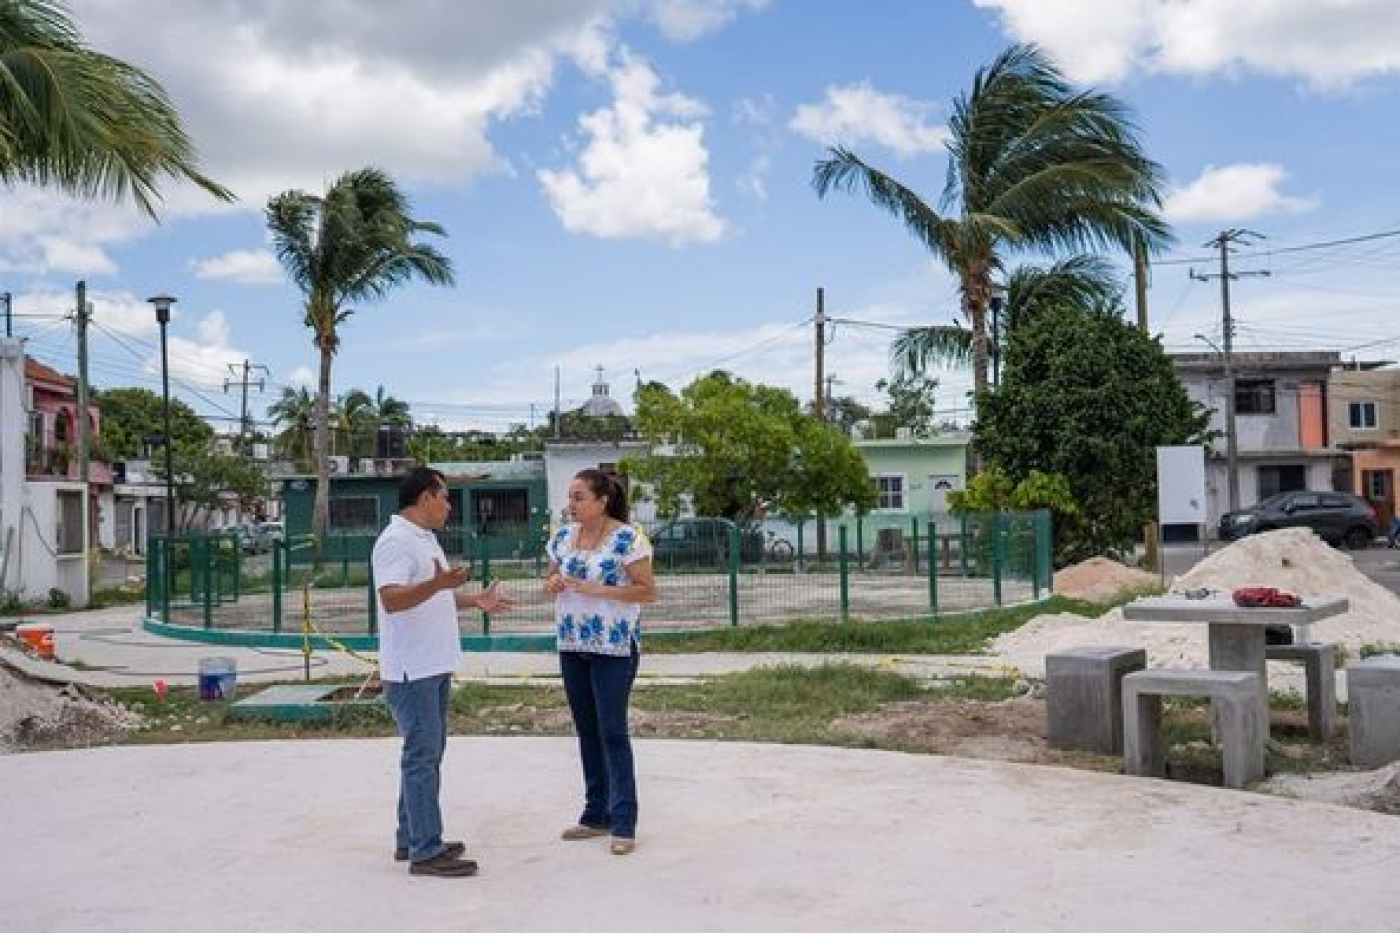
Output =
[{"x1": 929, "y1": 475, "x2": 959, "y2": 513}]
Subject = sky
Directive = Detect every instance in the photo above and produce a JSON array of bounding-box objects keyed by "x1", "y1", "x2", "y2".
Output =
[{"x1": 7, "y1": 0, "x2": 1400, "y2": 435}]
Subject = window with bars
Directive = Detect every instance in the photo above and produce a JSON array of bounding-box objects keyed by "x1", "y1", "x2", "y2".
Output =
[
  {"x1": 874, "y1": 474, "x2": 905, "y2": 511},
  {"x1": 1235, "y1": 379, "x2": 1276, "y2": 415},
  {"x1": 328, "y1": 496, "x2": 379, "y2": 531},
  {"x1": 56, "y1": 490, "x2": 83, "y2": 554}
]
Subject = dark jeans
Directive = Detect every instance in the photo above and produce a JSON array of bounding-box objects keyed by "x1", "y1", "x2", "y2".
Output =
[
  {"x1": 560, "y1": 647, "x2": 640, "y2": 838},
  {"x1": 384, "y1": 673, "x2": 452, "y2": 862}
]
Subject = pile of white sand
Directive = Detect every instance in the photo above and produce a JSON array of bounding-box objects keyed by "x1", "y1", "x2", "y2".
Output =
[
  {"x1": 1053, "y1": 556, "x2": 1159, "y2": 602},
  {"x1": 0, "y1": 660, "x2": 142, "y2": 753},
  {"x1": 996, "y1": 529, "x2": 1400, "y2": 683}
]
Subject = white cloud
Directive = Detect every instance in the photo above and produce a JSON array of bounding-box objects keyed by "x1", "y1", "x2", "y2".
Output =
[
  {"x1": 190, "y1": 249, "x2": 283, "y2": 285},
  {"x1": 790, "y1": 83, "x2": 949, "y2": 157},
  {"x1": 286, "y1": 365, "x2": 316, "y2": 389},
  {"x1": 1165, "y1": 164, "x2": 1317, "y2": 223},
  {"x1": 647, "y1": 0, "x2": 771, "y2": 41},
  {"x1": 975, "y1": 0, "x2": 1400, "y2": 90},
  {"x1": 538, "y1": 52, "x2": 724, "y2": 244},
  {"x1": 166, "y1": 311, "x2": 248, "y2": 388},
  {"x1": 0, "y1": 185, "x2": 149, "y2": 277}
]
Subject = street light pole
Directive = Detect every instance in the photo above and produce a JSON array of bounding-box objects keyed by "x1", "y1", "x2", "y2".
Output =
[{"x1": 148, "y1": 294, "x2": 177, "y2": 535}]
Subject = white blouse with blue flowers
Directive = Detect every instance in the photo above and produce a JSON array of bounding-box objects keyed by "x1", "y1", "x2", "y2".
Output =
[{"x1": 547, "y1": 522, "x2": 653, "y2": 657}]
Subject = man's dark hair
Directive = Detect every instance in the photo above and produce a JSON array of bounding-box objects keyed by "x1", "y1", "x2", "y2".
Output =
[{"x1": 399, "y1": 467, "x2": 447, "y2": 510}]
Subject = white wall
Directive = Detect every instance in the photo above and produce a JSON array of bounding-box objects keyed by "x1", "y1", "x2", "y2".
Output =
[
  {"x1": 15, "y1": 480, "x2": 89, "y2": 606},
  {"x1": 543, "y1": 443, "x2": 656, "y2": 526}
]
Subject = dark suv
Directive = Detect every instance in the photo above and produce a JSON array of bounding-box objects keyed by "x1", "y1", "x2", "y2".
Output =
[
  {"x1": 1219, "y1": 491, "x2": 1378, "y2": 548},
  {"x1": 649, "y1": 518, "x2": 764, "y2": 567}
]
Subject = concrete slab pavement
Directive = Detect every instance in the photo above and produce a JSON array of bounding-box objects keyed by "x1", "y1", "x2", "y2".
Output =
[{"x1": 2, "y1": 737, "x2": 1398, "y2": 932}]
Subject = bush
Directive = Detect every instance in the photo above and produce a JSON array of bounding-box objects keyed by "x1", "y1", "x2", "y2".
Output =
[{"x1": 47, "y1": 588, "x2": 71, "y2": 610}]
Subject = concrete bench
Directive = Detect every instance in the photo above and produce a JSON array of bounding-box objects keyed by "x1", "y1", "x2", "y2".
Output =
[
  {"x1": 1265, "y1": 643, "x2": 1336, "y2": 741},
  {"x1": 1347, "y1": 656, "x2": 1400, "y2": 768},
  {"x1": 1122, "y1": 669, "x2": 1265, "y2": 789},
  {"x1": 1046, "y1": 646, "x2": 1146, "y2": 755}
]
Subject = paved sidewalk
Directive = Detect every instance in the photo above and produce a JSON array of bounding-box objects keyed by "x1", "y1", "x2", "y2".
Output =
[{"x1": 2, "y1": 737, "x2": 1398, "y2": 932}]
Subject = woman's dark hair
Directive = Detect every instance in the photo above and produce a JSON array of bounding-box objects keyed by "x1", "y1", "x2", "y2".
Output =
[
  {"x1": 399, "y1": 467, "x2": 447, "y2": 510},
  {"x1": 575, "y1": 468, "x2": 628, "y2": 522}
]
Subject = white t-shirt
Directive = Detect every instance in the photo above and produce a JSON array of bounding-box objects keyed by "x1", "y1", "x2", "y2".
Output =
[{"x1": 372, "y1": 514, "x2": 463, "y2": 681}]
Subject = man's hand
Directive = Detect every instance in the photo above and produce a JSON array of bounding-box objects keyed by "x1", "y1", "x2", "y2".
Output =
[
  {"x1": 474, "y1": 582, "x2": 513, "y2": 613},
  {"x1": 544, "y1": 572, "x2": 566, "y2": 596},
  {"x1": 432, "y1": 560, "x2": 470, "y2": 592}
]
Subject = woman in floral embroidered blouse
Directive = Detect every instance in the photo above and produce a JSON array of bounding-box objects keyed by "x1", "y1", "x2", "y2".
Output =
[{"x1": 544, "y1": 469, "x2": 655, "y2": 855}]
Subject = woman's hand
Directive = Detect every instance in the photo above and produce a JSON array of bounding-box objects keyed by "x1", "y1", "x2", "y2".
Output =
[{"x1": 544, "y1": 572, "x2": 566, "y2": 596}]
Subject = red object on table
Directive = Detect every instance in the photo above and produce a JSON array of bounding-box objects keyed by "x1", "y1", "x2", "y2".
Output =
[{"x1": 1231, "y1": 587, "x2": 1302, "y2": 608}]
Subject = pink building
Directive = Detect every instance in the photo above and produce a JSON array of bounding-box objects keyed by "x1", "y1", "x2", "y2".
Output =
[{"x1": 25, "y1": 356, "x2": 111, "y2": 527}]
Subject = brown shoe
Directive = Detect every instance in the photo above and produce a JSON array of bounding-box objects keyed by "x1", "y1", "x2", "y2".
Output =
[
  {"x1": 409, "y1": 851, "x2": 479, "y2": 877},
  {"x1": 610, "y1": 837, "x2": 636, "y2": 856},
  {"x1": 561, "y1": 823, "x2": 609, "y2": 841},
  {"x1": 395, "y1": 840, "x2": 465, "y2": 862}
]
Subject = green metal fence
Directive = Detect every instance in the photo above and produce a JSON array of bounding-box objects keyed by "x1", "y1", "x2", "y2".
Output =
[{"x1": 143, "y1": 511, "x2": 1052, "y2": 648}]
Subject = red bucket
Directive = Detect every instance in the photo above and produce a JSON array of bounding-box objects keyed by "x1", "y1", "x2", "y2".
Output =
[{"x1": 15, "y1": 622, "x2": 55, "y2": 660}]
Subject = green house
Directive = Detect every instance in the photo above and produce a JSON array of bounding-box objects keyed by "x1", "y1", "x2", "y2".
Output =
[
  {"x1": 278, "y1": 459, "x2": 548, "y2": 563},
  {"x1": 854, "y1": 434, "x2": 971, "y2": 515}
]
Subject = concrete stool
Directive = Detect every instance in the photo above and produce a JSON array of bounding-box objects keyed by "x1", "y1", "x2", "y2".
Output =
[
  {"x1": 1265, "y1": 643, "x2": 1336, "y2": 741},
  {"x1": 1347, "y1": 656, "x2": 1400, "y2": 768},
  {"x1": 1046, "y1": 646, "x2": 1146, "y2": 755},
  {"x1": 1122, "y1": 670, "x2": 1265, "y2": 789}
]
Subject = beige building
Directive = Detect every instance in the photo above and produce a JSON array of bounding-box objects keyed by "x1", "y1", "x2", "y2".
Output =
[{"x1": 1329, "y1": 367, "x2": 1400, "y2": 528}]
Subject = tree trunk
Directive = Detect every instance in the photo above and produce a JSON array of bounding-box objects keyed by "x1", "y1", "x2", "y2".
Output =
[
  {"x1": 311, "y1": 337, "x2": 334, "y2": 570},
  {"x1": 965, "y1": 270, "x2": 992, "y2": 474}
]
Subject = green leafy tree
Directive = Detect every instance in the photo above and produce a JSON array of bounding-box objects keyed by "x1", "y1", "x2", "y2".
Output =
[
  {"x1": 175, "y1": 450, "x2": 269, "y2": 531},
  {"x1": 872, "y1": 371, "x2": 940, "y2": 438},
  {"x1": 949, "y1": 466, "x2": 1078, "y2": 516},
  {"x1": 892, "y1": 256, "x2": 1123, "y2": 382},
  {"x1": 266, "y1": 167, "x2": 454, "y2": 550},
  {"x1": 95, "y1": 386, "x2": 212, "y2": 459},
  {"x1": 267, "y1": 385, "x2": 315, "y2": 469},
  {"x1": 825, "y1": 395, "x2": 872, "y2": 435},
  {"x1": 0, "y1": 0, "x2": 232, "y2": 214},
  {"x1": 973, "y1": 303, "x2": 1209, "y2": 563},
  {"x1": 628, "y1": 371, "x2": 875, "y2": 521},
  {"x1": 813, "y1": 44, "x2": 1169, "y2": 399}
]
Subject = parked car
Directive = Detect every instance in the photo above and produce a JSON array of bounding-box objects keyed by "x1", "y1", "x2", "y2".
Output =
[
  {"x1": 649, "y1": 518, "x2": 764, "y2": 567},
  {"x1": 1218, "y1": 491, "x2": 1378, "y2": 548},
  {"x1": 236, "y1": 524, "x2": 267, "y2": 554}
]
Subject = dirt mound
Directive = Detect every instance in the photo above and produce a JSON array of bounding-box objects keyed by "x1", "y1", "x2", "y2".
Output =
[
  {"x1": 1053, "y1": 557, "x2": 1159, "y2": 602},
  {"x1": 994, "y1": 528, "x2": 1400, "y2": 680},
  {"x1": 0, "y1": 660, "x2": 142, "y2": 753}
]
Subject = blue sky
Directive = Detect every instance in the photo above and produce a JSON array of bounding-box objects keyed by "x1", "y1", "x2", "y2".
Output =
[{"x1": 8, "y1": 0, "x2": 1400, "y2": 433}]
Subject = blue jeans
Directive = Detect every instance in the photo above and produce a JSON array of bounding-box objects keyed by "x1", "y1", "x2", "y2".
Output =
[
  {"x1": 384, "y1": 673, "x2": 452, "y2": 862},
  {"x1": 560, "y1": 648, "x2": 640, "y2": 838}
]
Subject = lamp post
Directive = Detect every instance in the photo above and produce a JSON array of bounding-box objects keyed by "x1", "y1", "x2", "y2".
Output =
[
  {"x1": 149, "y1": 294, "x2": 177, "y2": 535},
  {"x1": 1195, "y1": 333, "x2": 1240, "y2": 514}
]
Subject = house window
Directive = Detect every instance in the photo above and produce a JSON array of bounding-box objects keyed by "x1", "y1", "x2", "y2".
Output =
[
  {"x1": 1257, "y1": 464, "x2": 1307, "y2": 499},
  {"x1": 56, "y1": 490, "x2": 83, "y2": 554},
  {"x1": 874, "y1": 474, "x2": 905, "y2": 511},
  {"x1": 1235, "y1": 379, "x2": 1276, "y2": 415},
  {"x1": 28, "y1": 411, "x2": 44, "y2": 442},
  {"x1": 1349, "y1": 401, "x2": 1378, "y2": 430},
  {"x1": 328, "y1": 496, "x2": 379, "y2": 531}
]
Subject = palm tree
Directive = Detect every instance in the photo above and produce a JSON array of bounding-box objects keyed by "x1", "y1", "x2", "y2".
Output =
[
  {"x1": 0, "y1": 0, "x2": 231, "y2": 214},
  {"x1": 267, "y1": 386, "x2": 315, "y2": 470},
  {"x1": 813, "y1": 44, "x2": 1170, "y2": 400},
  {"x1": 266, "y1": 167, "x2": 454, "y2": 547},
  {"x1": 892, "y1": 255, "x2": 1124, "y2": 381}
]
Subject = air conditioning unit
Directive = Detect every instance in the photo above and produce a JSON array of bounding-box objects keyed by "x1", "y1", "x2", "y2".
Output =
[
  {"x1": 353, "y1": 457, "x2": 375, "y2": 474},
  {"x1": 327, "y1": 455, "x2": 350, "y2": 474},
  {"x1": 895, "y1": 427, "x2": 914, "y2": 440}
]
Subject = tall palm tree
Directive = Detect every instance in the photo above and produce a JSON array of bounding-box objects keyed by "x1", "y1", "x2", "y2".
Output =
[
  {"x1": 0, "y1": 0, "x2": 231, "y2": 214},
  {"x1": 813, "y1": 44, "x2": 1170, "y2": 400},
  {"x1": 266, "y1": 167, "x2": 454, "y2": 546},
  {"x1": 892, "y1": 255, "x2": 1123, "y2": 380},
  {"x1": 267, "y1": 386, "x2": 315, "y2": 470}
]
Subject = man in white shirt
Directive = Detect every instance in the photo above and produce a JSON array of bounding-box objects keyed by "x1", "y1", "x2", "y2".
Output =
[{"x1": 373, "y1": 467, "x2": 510, "y2": 878}]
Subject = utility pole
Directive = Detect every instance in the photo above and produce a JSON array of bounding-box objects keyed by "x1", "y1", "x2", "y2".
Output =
[
  {"x1": 1133, "y1": 234, "x2": 1150, "y2": 334},
  {"x1": 1190, "y1": 230, "x2": 1270, "y2": 514},
  {"x1": 813, "y1": 287, "x2": 828, "y2": 559},
  {"x1": 554, "y1": 366, "x2": 562, "y2": 439},
  {"x1": 224, "y1": 359, "x2": 269, "y2": 453},
  {"x1": 813, "y1": 287, "x2": 826, "y2": 421},
  {"x1": 2, "y1": 291, "x2": 11, "y2": 338},
  {"x1": 75, "y1": 282, "x2": 90, "y2": 489}
]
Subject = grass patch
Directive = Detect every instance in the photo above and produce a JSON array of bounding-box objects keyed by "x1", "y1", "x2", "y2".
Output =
[
  {"x1": 646, "y1": 595, "x2": 1108, "y2": 655},
  {"x1": 1360, "y1": 642, "x2": 1400, "y2": 659},
  {"x1": 89, "y1": 586, "x2": 146, "y2": 609}
]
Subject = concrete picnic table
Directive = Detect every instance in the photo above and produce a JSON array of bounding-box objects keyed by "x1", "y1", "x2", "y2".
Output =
[{"x1": 1120, "y1": 595, "x2": 1349, "y2": 728}]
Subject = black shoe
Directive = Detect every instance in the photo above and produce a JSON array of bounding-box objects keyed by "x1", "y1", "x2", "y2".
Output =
[
  {"x1": 409, "y1": 851, "x2": 479, "y2": 877},
  {"x1": 395, "y1": 840, "x2": 465, "y2": 863}
]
